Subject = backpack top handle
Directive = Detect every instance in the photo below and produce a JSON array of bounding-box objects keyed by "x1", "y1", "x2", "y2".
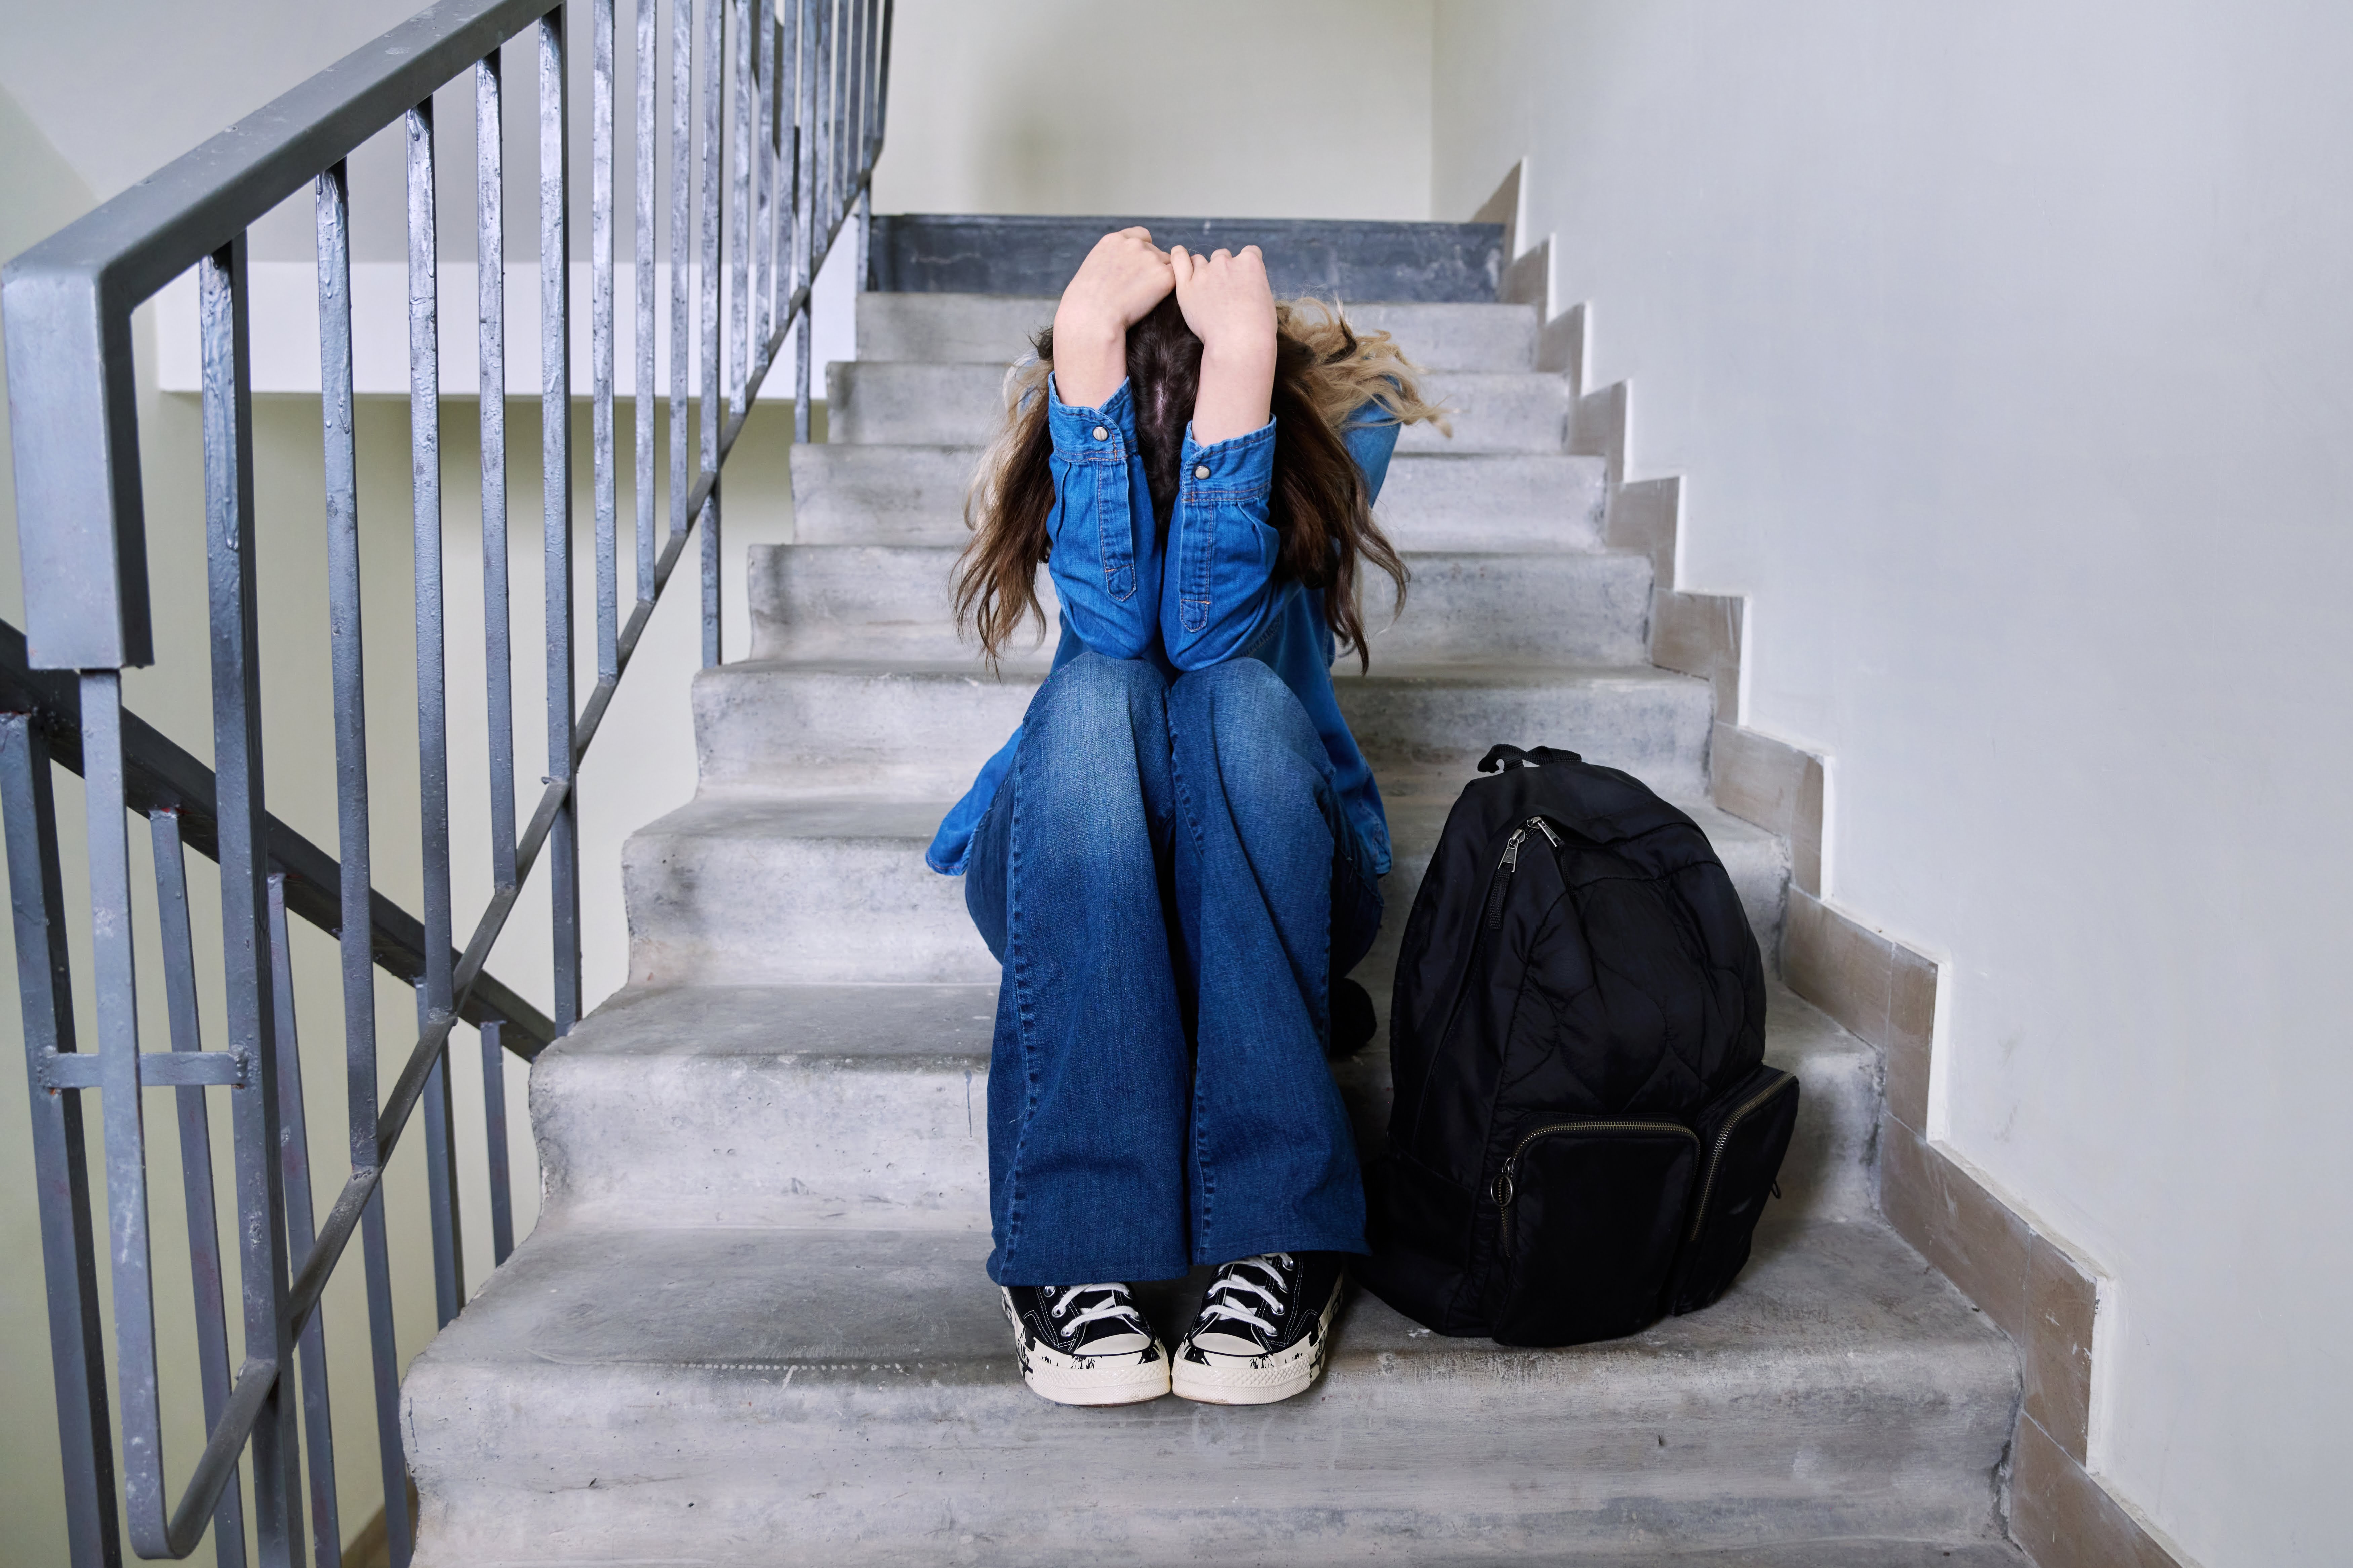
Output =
[{"x1": 1478, "y1": 743, "x2": 1586, "y2": 773}]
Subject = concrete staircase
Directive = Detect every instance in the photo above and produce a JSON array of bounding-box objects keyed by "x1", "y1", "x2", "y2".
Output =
[{"x1": 403, "y1": 264, "x2": 2024, "y2": 1565}]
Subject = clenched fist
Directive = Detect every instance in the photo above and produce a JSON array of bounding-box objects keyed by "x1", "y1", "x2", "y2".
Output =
[
  {"x1": 1052, "y1": 228, "x2": 1173, "y2": 407},
  {"x1": 1169, "y1": 245, "x2": 1276, "y2": 443}
]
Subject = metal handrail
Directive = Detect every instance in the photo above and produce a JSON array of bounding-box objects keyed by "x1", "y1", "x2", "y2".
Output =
[{"x1": 1, "y1": 1, "x2": 891, "y2": 1563}]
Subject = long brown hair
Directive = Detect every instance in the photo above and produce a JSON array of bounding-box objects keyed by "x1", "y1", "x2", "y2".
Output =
[{"x1": 954, "y1": 296, "x2": 1447, "y2": 672}]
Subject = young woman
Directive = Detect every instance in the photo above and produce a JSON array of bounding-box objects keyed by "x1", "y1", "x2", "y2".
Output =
[{"x1": 927, "y1": 229, "x2": 1440, "y2": 1407}]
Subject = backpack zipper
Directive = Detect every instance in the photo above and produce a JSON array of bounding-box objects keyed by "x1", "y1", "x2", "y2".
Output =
[
  {"x1": 1412, "y1": 815, "x2": 1569, "y2": 1152},
  {"x1": 1684, "y1": 1073, "x2": 1794, "y2": 1243},
  {"x1": 1493, "y1": 1118, "x2": 1700, "y2": 1256},
  {"x1": 1484, "y1": 816, "x2": 1563, "y2": 931}
]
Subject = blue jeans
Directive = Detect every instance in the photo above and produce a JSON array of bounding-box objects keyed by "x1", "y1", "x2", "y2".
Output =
[{"x1": 965, "y1": 652, "x2": 1382, "y2": 1285}]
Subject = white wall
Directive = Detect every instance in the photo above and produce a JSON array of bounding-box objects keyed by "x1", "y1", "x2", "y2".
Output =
[{"x1": 1431, "y1": 5, "x2": 2353, "y2": 1565}]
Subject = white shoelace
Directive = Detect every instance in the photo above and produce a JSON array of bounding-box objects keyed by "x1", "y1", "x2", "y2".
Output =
[
  {"x1": 1047, "y1": 1283, "x2": 1152, "y2": 1342},
  {"x1": 1195, "y1": 1254, "x2": 1292, "y2": 1338}
]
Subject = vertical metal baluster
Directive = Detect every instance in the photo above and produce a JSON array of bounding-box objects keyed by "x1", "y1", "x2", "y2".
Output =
[
  {"x1": 635, "y1": 0, "x2": 658, "y2": 603},
  {"x1": 856, "y1": 0, "x2": 875, "y2": 208},
  {"x1": 150, "y1": 809, "x2": 249, "y2": 1568},
  {"x1": 544, "y1": 8, "x2": 583, "y2": 1034},
  {"x1": 793, "y1": 0, "x2": 817, "y2": 442},
  {"x1": 83, "y1": 671, "x2": 165, "y2": 1553},
  {"x1": 478, "y1": 61, "x2": 517, "y2": 903},
  {"x1": 835, "y1": 0, "x2": 853, "y2": 231},
  {"x1": 874, "y1": 0, "x2": 894, "y2": 174},
  {"x1": 855, "y1": 184, "x2": 870, "y2": 300},
  {"x1": 317, "y1": 155, "x2": 407, "y2": 1568},
  {"x1": 592, "y1": 0, "x2": 619, "y2": 691},
  {"x1": 814, "y1": 0, "x2": 833, "y2": 248},
  {"x1": 729, "y1": 0, "x2": 751, "y2": 414},
  {"x1": 199, "y1": 236, "x2": 303, "y2": 1568},
  {"x1": 753, "y1": 0, "x2": 775, "y2": 369},
  {"x1": 266, "y1": 878, "x2": 339, "y2": 1567},
  {"x1": 670, "y1": 0, "x2": 692, "y2": 540},
  {"x1": 700, "y1": 0, "x2": 724, "y2": 667},
  {"x1": 478, "y1": 1020, "x2": 515, "y2": 1263},
  {"x1": 409, "y1": 97, "x2": 466, "y2": 1327},
  {"x1": 414, "y1": 981, "x2": 464, "y2": 1334},
  {"x1": 774, "y1": 2, "x2": 798, "y2": 346},
  {"x1": 786, "y1": 3, "x2": 805, "y2": 338},
  {"x1": 1, "y1": 713, "x2": 122, "y2": 1568}
]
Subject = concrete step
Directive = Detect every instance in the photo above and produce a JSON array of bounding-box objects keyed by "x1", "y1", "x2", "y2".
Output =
[
  {"x1": 688, "y1": 660, "x2": 1717, "y2": 803},
  {"x1": 745, "y1": 544, "x2": 1653, "y2": 667},
  {"x1": 826, "y1": 362, "x2": 1573, "y2": 454},
  {"x1": 855, "y1": 292, "x2": 1540, "y2": 372},
  {"x1": 790, "y1": 444, "x2": 1609, "y2": 553},
  {"x1": 531, "y1": 981, "x2": 1874, "y2": 1234},
  {"x1": 621, "y1": 785, "x2": 1769, "y2": 990},
  {"x1": 404, "y1": 1218, "x2": 2016, "y2": 1565}
]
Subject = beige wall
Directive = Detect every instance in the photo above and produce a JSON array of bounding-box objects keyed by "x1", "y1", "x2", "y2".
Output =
[
  {"x1": 871, "y1": 0, "x2": 1435, "y2": 222},
  {"x1": 1430, "y1": 5, "x2": 2352, "y2": 1564}
]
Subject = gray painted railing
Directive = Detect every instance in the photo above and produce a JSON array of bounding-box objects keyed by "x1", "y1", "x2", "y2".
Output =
[{"x1": 0, "y1": 1, "x2": 889, "y2": 1563}]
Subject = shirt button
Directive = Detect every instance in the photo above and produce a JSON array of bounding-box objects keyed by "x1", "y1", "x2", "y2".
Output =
[
  {"x1": 1093, "y1": 426, "x2": 1108, "y2": 441},
  {"x1": 1194, "y1": 464, "x2": 1210, "y2": 479}
]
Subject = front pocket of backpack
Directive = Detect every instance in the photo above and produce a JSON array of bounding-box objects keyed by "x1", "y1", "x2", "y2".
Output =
[
  {"x1": 1489, "y1": 1120, "x2": 1698, "y2": 1347},
  {"x1": 1668, "y1": 1066, "x2": 1800, "y2": 1315}
]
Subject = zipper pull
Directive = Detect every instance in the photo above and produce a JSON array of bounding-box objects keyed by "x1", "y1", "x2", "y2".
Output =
[
  {"x1": 1528, "y1": 816, "x2": 1562, "y2": 849},
  {"x1": 1493, "y1": 1161, "x2": 1516, "y2": 1208},
  {"x1": 1486, "y1": 827, "x2": 1530, "y2": 930},
  {"x1": 1501, "y1": 826, "x2": 1528, "y2": 873}
]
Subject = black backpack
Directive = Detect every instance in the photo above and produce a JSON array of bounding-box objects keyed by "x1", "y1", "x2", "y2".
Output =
[{"x1": 1358, "y1": 744, "x2": 1793, "y2": 1346}]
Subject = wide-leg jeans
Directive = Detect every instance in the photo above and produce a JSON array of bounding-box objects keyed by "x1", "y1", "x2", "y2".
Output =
[{"x1": 964, "y1": 651, "x2": 1382, "y2": 1285}]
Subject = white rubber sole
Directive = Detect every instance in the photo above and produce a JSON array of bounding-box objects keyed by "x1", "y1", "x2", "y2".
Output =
[
  {"x1": 1003, "y1": 1291, "x2": 1171, "y2": 1407},
  {"x1": 1170, "y1": 1280, "x2": 1341, "y2": 1406},
  {"x1": 1021, "y1": 1355, "x2": 1171, "y2": 1407}
]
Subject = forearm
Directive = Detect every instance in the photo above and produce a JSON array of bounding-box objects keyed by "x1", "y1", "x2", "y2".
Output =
[
  {"x1": 1050, "y1": 312, "x2": 1128, "y2": 408},
  {"x1": 1190, "y1": 340, "x2": 1275, "y2": 445}
]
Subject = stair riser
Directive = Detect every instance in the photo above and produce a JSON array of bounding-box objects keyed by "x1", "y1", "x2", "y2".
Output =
[
  {"x1": 745, "y1": 546, "x2": 1654, "y2": 668},
  {"x1": 623, "y1": 781, "x2": 1764, "y2": 992},
  {"x1": 1334, "y1": 675, "x2": 1714, "y2": 798},
  {"x1": 827, "y1": 363, "x2": 1571, "y2": 454},
  {"x1": 536, "y1": 1008, "x2": 1873, "y2": 1232},
  {"x1": 408, "y1": 1345, "x2": 2010, "y2": 1565},
  {"x1": 692, "y1": 667, "x2": 1716, "y2": 800},
  {"x1": 854, "y1": 294, "x2": 1540, "y2": 372},
  {"x1": 626, "y1": 823, "x2": 989, "y2": 985},
  {"x1": 790, "y1": 446, "x2": 1610, "y2": 553}
]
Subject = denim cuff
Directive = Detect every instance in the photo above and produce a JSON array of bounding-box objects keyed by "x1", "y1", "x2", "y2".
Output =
[
  {"x1": 1178, "y1": 416, "x2": 1276, "y2": 495},
  {"x1": 1046, "y1": 374, "x2": 1135, "y2": 462}
]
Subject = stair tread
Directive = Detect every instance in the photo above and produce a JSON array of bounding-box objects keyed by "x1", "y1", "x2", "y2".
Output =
[
  {"x1": 551, "y1": 977, "x2": 1860, "y2": 1073},
  {"x1": 695, "y1": 655, "x2": 1707, "y2": 687},
  {"x1": 758, "y1": 540, "x2": 1633, "y2": 560},
  {"x1": 637, "y1": 786, "x2": 1780, "y2": 851},
  {"x1": 416, "y1": 1214, "x2": 2005, "y2": 1392}
]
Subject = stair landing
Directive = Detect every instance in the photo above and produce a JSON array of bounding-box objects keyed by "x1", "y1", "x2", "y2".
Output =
[{"x1": 406, "y1": 1218, "x2": 2012, "y2": 1566}]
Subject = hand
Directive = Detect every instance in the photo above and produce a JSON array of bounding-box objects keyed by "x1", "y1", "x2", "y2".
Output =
[
  {"x1": 1052, "y1": 228, "x2": 1172, "y2": 407},
  {"x1": 1169, "y1": 245, "x2": 1276, "y2": 443}
]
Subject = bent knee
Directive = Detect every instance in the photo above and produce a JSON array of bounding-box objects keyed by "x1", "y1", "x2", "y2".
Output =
[
  {"x1": 1030, "y1": 651, "x2": 1168, "y2": 734},
  {"x1": 1169, "y1": 660, "x2": 1326, "y2": 792}
]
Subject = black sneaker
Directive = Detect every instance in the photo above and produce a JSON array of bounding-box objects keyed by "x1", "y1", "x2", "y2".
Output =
[
  {"x1": 1171, "y1": 1252, "x2": 1345, "y2": 1404},
  {"x1": 1000, "y1": 1282, "x2": 1170, "y2": 1406}
]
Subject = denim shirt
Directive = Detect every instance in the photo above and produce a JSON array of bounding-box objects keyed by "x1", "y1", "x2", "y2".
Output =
[{"x1": 925, "y1": 374, "x2": 1401, "y2": 879}]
